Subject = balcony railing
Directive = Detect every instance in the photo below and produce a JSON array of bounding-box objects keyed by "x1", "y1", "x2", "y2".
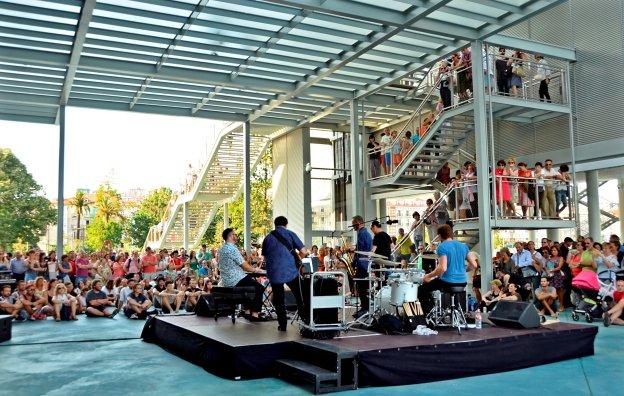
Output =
[{"x1": 449, "y1": 174, "x2": 575, "y2": 222}]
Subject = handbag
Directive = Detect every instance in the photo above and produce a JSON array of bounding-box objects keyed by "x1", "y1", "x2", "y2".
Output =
[
  {"x1": 512, "y1": 65, "x2": 525, "y2": 77},
  {"x1": 271, "y1": 230, "x2": 303, "y2": 270}
]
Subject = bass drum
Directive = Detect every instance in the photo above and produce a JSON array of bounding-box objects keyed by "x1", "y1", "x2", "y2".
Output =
[
  {"x1": 390, "y1": 280, "x2": 418, "y2": 307},
  {"x1": 375, "y1": 285, "x2": 393, "y2": 314}
]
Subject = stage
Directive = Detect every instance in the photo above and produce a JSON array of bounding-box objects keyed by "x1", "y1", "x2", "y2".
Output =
[{"x1": 142, "y1": 315, "x2": 597, "y2": 392}]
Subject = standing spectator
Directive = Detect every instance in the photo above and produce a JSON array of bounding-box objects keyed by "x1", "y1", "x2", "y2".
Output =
[
  {"x1": 494, "y1": 160, "x2": 513, "y2": 217},
  {"x1": 437, "y1": 61, "x2": 452, "y2": 107},
  {"x1": 508, "y1": 50, "x2": 528, "y2": 97},
  {"x1": 111, "y1": 255, "x2": 126, "y2": 280},
  {"x1": 24, "y1": 250, "x2": 37, "y2": 282},
  {"x1": 85, "y1": 280, "x2": 119, "y2": 318},
  {"x1": 410, "y1": 211, "x2": 425, "y2": 247},
  {"x1": 495, "y1": 47, "x2": 510, "y2": 95},
  {"x1": 433, "y1": 191, "x2": 450, "y2": 227},
  {"x1": 541, "y1": 159, "x2": 558, "y2": 218},
  {"x1": 517, "y1": 162, "x2": 533, "y2": 218},
  {"x1": 535, "y1": 54, "x2": 551, "y2": 102},
  {"x1": 141, "y1": 247, "x2": 158, "y2": 280},
  {"x1": 75, "y1": 251, "x2": 92, "y2": 285},
  {"x1": 9, "y1": 251, "x2": 27, "y2": 282},
  {"x1": 124, "y1": 251, "x2": 142, "y2": 279},
  {"x1": 367, "y1": 134, "x2": 380, "y2": 178},
  {"x1": 58, "y1": 254, "x2": 72, "y2": 283},
  {"x1": 531, "y1": 162, "x2": 545, "y2": 218},
  {"x1": 423, "y1": 199, "x2": 438, "y2": 246},
  {"x1": 555, "y1": 164, "x2": 571, "y2": 217},
  {"x1": 436, "y1": 162, "x2": 452, "y2": 186},
  {"x1": 391, "y1": 130, "x2": 401, "y2": 169},
  {"x1": 462, "y1": 162, "x2": 478, "y2": 217},
  {"x1": 396, "y1": 228, "x2": 412, "y2": 263},
  {"x1": 380, "y1": 131, "x2": 391, "y2": 175},
  {"x1": 544, "y1": 246, "x2": 566, "y2": 312},
  {"x1": 507, "y1": 158, "x2": 519, "y2": 215}
]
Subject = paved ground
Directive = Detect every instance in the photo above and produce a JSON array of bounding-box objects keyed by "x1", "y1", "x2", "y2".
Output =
[{"x1": 0, "y1": 310, "x2": 620, "y2": 396}]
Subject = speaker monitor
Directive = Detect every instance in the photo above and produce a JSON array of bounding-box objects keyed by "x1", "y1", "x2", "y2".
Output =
[
  {"x1": 488, "y1": 301, "x2": 541, "y2": 329},
  {"x1": 0, "y1": 315, "x2": 12, "y2": 343}
]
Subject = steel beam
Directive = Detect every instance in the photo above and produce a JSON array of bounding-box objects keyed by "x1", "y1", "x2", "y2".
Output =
[
  {"x1": 59, "y1": 0, "x2": 95, "y2": 107},
  {"x1": 243, "y1": 120, "x2": 252, "y2": 253},
  {"x1": 247, "y1": 0, "x2": 451, "y2": 123}
]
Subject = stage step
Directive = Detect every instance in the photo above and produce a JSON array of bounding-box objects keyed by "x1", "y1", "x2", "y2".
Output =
[
  {"x1": 276, "y1": 359, "x2": 342, "y2": 394},
  {"x1": 276, "y1": 340, "x2": 358, "y2": 394}
]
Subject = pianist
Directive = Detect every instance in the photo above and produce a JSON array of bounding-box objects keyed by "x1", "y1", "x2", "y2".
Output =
[{"x1": 218, "y1": 228, "x2": 264, "y2": 321}]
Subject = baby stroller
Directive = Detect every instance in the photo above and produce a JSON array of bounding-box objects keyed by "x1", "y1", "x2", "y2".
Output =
[{"x1": 570, "y1": 270, "x2": 609, "y2": 324}]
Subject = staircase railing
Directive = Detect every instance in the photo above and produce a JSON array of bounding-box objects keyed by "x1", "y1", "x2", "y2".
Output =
[
  {"x1": 391, "y1": 182, "x2": 456, "y2": 255},
  {"x1": 367, "y1": 64, "x2": 473, "y2": 181}
]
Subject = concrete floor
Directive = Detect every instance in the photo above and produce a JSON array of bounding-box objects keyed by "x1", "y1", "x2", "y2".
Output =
[{"x1": 0, "y1": 311, "x2": 620, "y2": 396}]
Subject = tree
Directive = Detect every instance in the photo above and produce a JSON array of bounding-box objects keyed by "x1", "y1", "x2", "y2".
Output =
[
  {"x1": 125, "y1": 211, "x2": 153, "y2": 248},
  {"x1": 85, "y1": 216, "x2": 122, "y2": 251},
  {"x1": 202, "y1": 144, "x2": 273, "y2": 247},
  {"x1": 94, "y1": 183, "x2": 123, "y2": 223},
  {"x1": 0, "y1": 148, "x2": 56, "y2": 250},
  {"x1": 138, "y1": 187, "x2": 172, "y2": 222},
  {"x1": 69, "y1": 190, "x2": 91, "y2": 240}
]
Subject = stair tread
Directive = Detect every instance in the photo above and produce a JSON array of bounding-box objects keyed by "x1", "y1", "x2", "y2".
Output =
[
  {"x1": 276, "y1": 359, "x2": 338, "y2": 379},
  {"x1": 295, "y1": 339, "x2": 357, "y2": 358}
]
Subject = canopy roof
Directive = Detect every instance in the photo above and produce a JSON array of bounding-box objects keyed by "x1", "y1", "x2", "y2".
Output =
[{"x1": 0, "y1": 0, "x2": 564, "y2": 134}]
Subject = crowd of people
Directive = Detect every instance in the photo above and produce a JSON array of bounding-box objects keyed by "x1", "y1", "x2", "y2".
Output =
[
  {"x1": 475, "y1": 234, "x2": 624, "y2": 323},
  {"x1": 367, "y1": 46, "x2": 553, "y2": 180}
]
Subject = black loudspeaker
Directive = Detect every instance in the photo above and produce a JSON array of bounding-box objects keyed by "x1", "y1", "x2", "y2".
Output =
[
  {"x1": 195, "y1": 294, "x2": 231, "y2": 317},
  {"x1": 489, "y1": 301, "x2": 541, "y2": 329},
  {"x1": 0, "y1": 315, "x2": 12, "y2": 343}
]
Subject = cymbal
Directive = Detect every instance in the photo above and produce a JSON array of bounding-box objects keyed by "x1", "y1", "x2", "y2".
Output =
[
  {"x1": 354, "y1": 251, "x2": 387, "y2": 259},
  {"x1": 372, "y1": 258, "x2": 402, "y2": 267}
]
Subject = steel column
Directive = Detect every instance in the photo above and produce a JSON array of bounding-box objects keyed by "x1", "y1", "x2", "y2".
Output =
[
  {"x1": 349, "y1": 100, "x2": 362, "y2": 218},
  {"x1": 586, "y1": 170, "x2": 601, "y2": 241},
  {"x1": 302, "y1": 126, "x2": 313, "y2": 247},
  {"x1": 243, "y1": 120, "x2": 252, "y2": 252},
  {"x1": 377, "y1": 199, "x2": 387, "y2": 221},
  {"x1": 471, "y1": 40, "x2": 494, "y2": 287},
  {"x1": 56, "y1": 105, "x2": 65, "y2": 256},
  {"x1": 547, "y1": 229, "x2": 560, "y2": 243},
  {"x1": 183, "y1": 201, "x2": 189, "y2": 250}
]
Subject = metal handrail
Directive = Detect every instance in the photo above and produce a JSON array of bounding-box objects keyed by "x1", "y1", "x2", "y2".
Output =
[{"x1": 391, "y1": 182, "x2": 455, "y2": 255}]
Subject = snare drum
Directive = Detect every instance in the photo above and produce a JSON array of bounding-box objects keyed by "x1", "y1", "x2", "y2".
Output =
[{"x1": 407, "y1": 269, "x2": 426, "y2": 284}]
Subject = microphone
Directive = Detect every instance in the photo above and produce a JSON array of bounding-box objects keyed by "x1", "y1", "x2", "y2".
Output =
[{"x1": 385, "y1": 219, "x2": 399, "y2": 225}]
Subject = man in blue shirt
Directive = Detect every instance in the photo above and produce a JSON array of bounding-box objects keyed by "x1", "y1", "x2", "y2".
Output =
[
  {"x1": 262, "y1": 216, "x2": 308, "y2": 331},
  {"x1": 9, "y1": 251, "x2": 27, "y2": 282},
  {"x1": 511, "y1": 241, "x2": 540, "y2": 290},
  {"x1": 352, "y1": 215, "x2": 373, "y2": 316},
  {"x1": 219, "y1": 228, "x2": 264, "y2": 320},
  {"x1": 419, "y1": 224, "x2": 478, "y2": 313}
]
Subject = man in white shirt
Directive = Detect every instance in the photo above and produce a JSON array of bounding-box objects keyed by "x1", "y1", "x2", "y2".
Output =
[
  {"x1": 380, "y1": 131, "x2": 391, "y2": 175},
  {"x1": 535, "y1": 54, "x2": 551, "y2": 102},
  {"x1": 541, "y1": 159, "x2": 559, "y2": 219}
]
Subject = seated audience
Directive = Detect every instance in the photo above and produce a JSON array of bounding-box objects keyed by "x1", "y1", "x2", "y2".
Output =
[
  {"x1": 534, "y1": 277, "x2": 558, "y2": 317},
  {"x1": 85, "y1": 280, "x2": 120, "y2": 318},
  {"x1": 51, "y1": 283, "x2": 78, "y2": 321},
  {"x1": 124, "y1": 284, "x2": 153, "y2": 319}
]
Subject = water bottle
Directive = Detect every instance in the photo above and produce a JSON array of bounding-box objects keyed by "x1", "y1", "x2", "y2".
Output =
[{"x1": 475, "y1": 309, "x2": 482, "y2": 329}]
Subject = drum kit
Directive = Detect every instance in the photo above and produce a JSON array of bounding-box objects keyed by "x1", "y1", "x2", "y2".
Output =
[{"x1": 349, "y1": 251, "x2": 427, "y2": 327}]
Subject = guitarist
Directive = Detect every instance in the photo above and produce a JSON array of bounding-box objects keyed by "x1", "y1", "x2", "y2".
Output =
[{"x1": 262, "y1": 216, "x2": 308, "y2": 332}]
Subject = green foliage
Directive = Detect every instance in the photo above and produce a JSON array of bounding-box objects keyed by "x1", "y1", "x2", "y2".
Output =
[
  {"x1": 0, "y1": 148, "x2": 56, "y2": 250},
  {"x1": 69, "y1": 189, "x2": 91, "y2": 241},
  {"x1": 138, "y1": 187, "x2": 172, "y2": 222},
  {"x1": 85, "y1": 216, "x2": 122, "y2": 251},
  {"x1": 94, "y1": 183, "x2": 123, "y2": 223},
  {"x1": 125, "y1": 211, "x2": 153, "y2": 248},
  {"x1": 202, "y1": 144, "x2": 273, "y2": 247}
]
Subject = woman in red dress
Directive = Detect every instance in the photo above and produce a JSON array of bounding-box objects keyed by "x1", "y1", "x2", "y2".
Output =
[{"x1": 494, "y1": 160, "x2": 513, "y2": 217}]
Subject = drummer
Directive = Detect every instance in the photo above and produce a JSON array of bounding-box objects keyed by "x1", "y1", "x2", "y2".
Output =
[
  {"x1": 351, "y1": 215, "x2": 372, "y2": 318},
  {"x1": 371, "y1": 220, "x2": 393, "y2": 281},
  {"x1": 418, "y1": 224, "x2": 478, "y2": 313}
]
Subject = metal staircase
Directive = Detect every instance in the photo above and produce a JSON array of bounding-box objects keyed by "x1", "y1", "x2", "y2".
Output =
[
  {"x1": 144, "y1": 125, "x2": 270, "y2": 250},
  {"x1": 368, "y1": 66, "x2": 474, "y2": 190}
]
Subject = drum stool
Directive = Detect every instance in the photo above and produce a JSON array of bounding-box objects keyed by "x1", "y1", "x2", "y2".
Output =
[{"x1": 426, "y1": 283, "x2": 468, "y2": 334}]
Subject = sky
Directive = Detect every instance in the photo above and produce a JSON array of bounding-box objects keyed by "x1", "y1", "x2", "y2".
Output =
[{"x1": 1, "y1": 107, "x2": 226, "y2": 199}]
